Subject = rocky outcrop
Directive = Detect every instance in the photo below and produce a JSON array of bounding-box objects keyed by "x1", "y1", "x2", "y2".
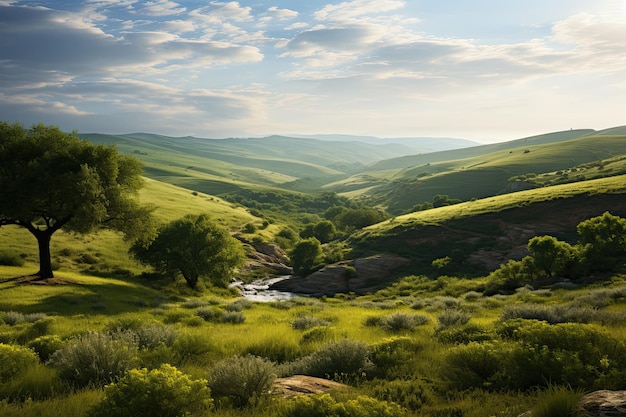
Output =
[
  {"x1": 269, "y1": 254, "x2": 411, "y2": 296},
  {"x1": 577, "y1": 390, "x2": 626, "y2": 417},
  {"x1": 274, "y1": 375, "x2": 348, "y2": 398},
  {"x1": 236, "y1": 236, "x2": 293, "y2": 276}
]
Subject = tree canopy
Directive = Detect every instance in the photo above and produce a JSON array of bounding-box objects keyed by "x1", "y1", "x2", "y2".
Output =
[
  {"x1": 131, "y1": 214, "x2": 245, "y2": 289},
  {"x1": 0, "y1": 122, "x2": 154, "y2": 278},
  {"x1": 290, "y1": 237, "x2": 323, "y2": 277}
]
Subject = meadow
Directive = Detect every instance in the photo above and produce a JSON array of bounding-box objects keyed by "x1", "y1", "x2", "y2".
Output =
[{"x1": 2, "y1": 129, "x2": 626, "y2": 416}]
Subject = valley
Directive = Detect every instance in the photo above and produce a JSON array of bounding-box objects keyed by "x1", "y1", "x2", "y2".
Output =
[{"x1": 2, "y1": 125, "x2": 626, "y2": 416}]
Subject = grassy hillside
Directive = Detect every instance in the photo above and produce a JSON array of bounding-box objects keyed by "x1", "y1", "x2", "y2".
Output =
[
  {"x1": 349, "y1": 174, "x2": 626, "y2": 276},
  {"x1": 332, "y1": 133, "x2": 626, "y2": 213},
  {"x1": 365, "y1": 128, "x2": 596, "y2": 171},
  {"x1": 0, "y1": 177, "x2": 267, "y2": 280}
]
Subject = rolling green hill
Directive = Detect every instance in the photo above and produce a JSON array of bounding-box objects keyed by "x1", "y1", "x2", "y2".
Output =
[
  {"x1": 329, "y1": 133, "x2": 626, "y2": 214},
  {"x1": 349, "y1": 174, "x2": 626, "y2": 276}
]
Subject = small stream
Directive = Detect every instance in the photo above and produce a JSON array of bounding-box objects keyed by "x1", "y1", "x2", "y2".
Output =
[{"x1": 231, "y1": 276, "x2": 301, "y2": 302}]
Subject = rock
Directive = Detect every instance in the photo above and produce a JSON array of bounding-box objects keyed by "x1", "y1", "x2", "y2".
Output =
[
  {"x1": 577, "y1": 390, "x2": 626, "y2": 417},
  {"x1": 236, "y1": 236, "x2": 293, "y2": 276},
  {"x1": 273, "y1": 375, "x2": 348, "y2": 398},
  {"x1": 269, "y1": 254, "x2": 411, "y2": 296}
]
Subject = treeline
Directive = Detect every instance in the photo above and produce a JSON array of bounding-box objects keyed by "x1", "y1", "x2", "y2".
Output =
[{"x1": 486, "y1": 211, "x2": 626, "y2": 294}]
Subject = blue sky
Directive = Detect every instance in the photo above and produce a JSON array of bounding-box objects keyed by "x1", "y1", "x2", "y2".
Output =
[{"x1": 1, "y1": 0, "x2": 625, "y2": 142}]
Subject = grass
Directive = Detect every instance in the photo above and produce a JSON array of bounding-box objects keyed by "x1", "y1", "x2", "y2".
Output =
[{"x1": 362, "y1": 174, "x2": 626, "y2": 235}]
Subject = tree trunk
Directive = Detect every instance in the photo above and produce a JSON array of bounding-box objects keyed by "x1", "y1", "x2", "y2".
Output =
[{"x1": 34, "y1": 229, "x2": 54, "y2": 279}]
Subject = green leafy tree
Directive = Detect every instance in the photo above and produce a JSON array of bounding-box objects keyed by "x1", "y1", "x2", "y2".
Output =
[
  {"x1": 527, "y1": 235, "x2": 578, "y2": 277},
  {"x1": 433, "y1": 194, "x2": 462, "y2": 208},
  {"x1": 131, "y1": 214, "x2": 245, "y2": 289},
  {"x1": 577, "y1": 211, "x2": 626, "y2": 270},
  {"x1": 300, "y1": 220, "x2": 337, "y2": 243},
  {"x1": 334, "y1": 208, "x2": 388, "y2": 231},
  {"x1": 0, "y1": 122, "x2": 154, "y2": 279},
  {"x1": 290, "y1": 237, "x2": 323, "y2": 276}
]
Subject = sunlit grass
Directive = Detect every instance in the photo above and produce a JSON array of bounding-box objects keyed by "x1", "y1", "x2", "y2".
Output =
[{"x1": 363, "y1": 174, "x2": 626, "y2": 235}]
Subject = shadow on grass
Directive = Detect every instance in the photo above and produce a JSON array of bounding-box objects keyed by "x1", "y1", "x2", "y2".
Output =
[{"x1": 0, "y1": 274, "x2": 183, "y2": 316}]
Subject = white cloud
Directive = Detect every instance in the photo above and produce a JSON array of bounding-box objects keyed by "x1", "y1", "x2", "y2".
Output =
[
  {"x1": 266, "y1": 6, "x2": 298, "y2": 21},
  {"x1": 139, "y1": 0, "x2": 186, "y2": 16},
  {"x1": 314, "y1": 0, "x2": 405, "y2": 22}
]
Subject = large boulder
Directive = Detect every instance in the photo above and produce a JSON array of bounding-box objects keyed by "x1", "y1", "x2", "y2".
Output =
[
  {"x1": 269, "y1": 254, "x2": 410, "y2": 296},
  {"x1": 274, "y1": 375, "x2": 348, "y2": 398},
  {"x1": 577, "y1": 390, "x2": 626, "y2": 417}
]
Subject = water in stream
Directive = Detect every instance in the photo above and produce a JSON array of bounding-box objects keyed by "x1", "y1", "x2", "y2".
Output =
[{"x1": 231, "y1": 276, "x2": 301, "y2": 302}]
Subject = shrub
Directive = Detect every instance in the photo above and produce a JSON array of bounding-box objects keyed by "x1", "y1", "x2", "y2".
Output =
[
  {"x1": 435, "y1": 323, "x2": 493, "y2": 345},
  {"x1": 221, "y1": 311, "x2": 246, "y2": 324},
  {"x1": 300, "y1": 326, "x2": 335, "y2": 344},
  {"x1": 0, "y1": 343, "x2": 39, "y2": 382},
  {"x1": 279, "y1": 394, "x2": 407, "y2": 417},
  {"x1": 0, "y1": 250, "x2": 25, "y2": 267},
  {"x1": 49, "y1": 332, "x2": 138, "y2": 387},
  {"x1": 381, "y1": 313, "x2": 430, "y2": 332},
  {"x1": 208, "y1": 355, "x2": 276, "y2": 408},
  {"x1": 290, "y1": 339, "x2": 370, "y2": 379},
  {"x1": 132, "y1": 324, "x2": 178, "y2": 349},
  {"x1": 195, "y1": 307, "x2": 223, "y2": 322},
  {"x1": 369, "y1": 337, "x2": 423, "y2": 379},
  {"x1": 27, "y1": 335, "x2": 66, "y2": 361},
  {"x1": 1, "y1": 311, "x2": 48, "y2": 326},
  {"x1": 437, "y1": 309, "x2": 471, "y2": 330},
  {"x1": 444, "y1": 342, "x2": 504, "y2": 390},
  {"x1": 292, "y1": 315, "x2": 330, "y2": 330},
  {"x1": 371, "y1": 379, "x2": 433, "y2": 411},
  {"x1": 88, "y1": 364, "x2": 212, "y2": 417}
]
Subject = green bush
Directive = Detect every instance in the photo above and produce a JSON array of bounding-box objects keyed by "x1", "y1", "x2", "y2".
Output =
[
  {"x1": 88, "y1": 364, "x2": 212, "y2": 417},
  {"x1": 132, "y1": 324, "x2": 178, "y2": 349},
  {"x1": 369, "y1": 337, "x2": 423, "y2": 379},
  {"x1": 195, "y1": 307, "x2": 224, "y2": 322},
  {"x1": 0, "y1": 343, "x2": 39, "y2": 382},
  {"x1": 280, "y1": 394, "x2": 407, "y2": 417},
  {"x1": 0, "y1": 250, "x2": 25, "y2": 267},
  {"x1": 208, "y1": 355, "x2": 276, "y2": 408},
  {"x1": 49, "y1": 332, "x2": 138, "y2": 387},
  {"x1": 435, "y1": 323, "x2": 493, "y2": 345},
  {"x1": 497, "y1": 320, "x2": 626, "y2": 390},
  {"x1": 371, "y1": 379, "x2": 433, "y2": 411},
  {"x1": 292, "y1": 315, "x2": 330, "y2": 330},
  {"x1": 221, "y1": 311, "x2": 246, "y2": 324},
  {"x1": 444, "y1": 342, "x2": 504, "y2": 390},
  {"x1": 381, "y1": 313, "x2": 430, "y2": 332},
  {"x1": 1, "y1": 311, "x2": 48, "y2": 326},
  {"x1": 300, "y1": 326, "x2": 335, "y2": 344},
  {"x1": 291, "y1": 339, "x2": 370, "y2": 379},
  {"x1": 27, "y1": 335, "x2": 66, "y2": 362},
  {"x1": 436, "y1": 309, "x2": 471, "y2": 330}
]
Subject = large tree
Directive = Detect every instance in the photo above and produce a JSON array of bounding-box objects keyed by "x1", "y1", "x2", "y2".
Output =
[
  {"x1": 0, "y1": 122, "x2": 154, "y2": 279},
  {"x1": 131, "y1": 214, "x2": 246, "y2": 289}
]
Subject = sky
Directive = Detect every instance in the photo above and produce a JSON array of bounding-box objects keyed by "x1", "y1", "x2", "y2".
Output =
[{"x1": 1, "y1": 1, "x2": 626, "y2": 142}]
